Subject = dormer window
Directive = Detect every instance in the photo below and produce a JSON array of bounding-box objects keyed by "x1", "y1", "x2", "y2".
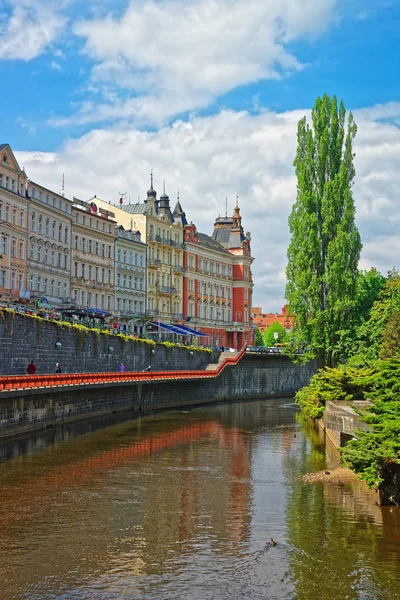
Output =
[{"x1": 2, "y1": 154, "x2": 7, "y2": 163}]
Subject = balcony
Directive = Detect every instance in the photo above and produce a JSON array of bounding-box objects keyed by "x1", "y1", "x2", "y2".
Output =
[
  {"x1": 147, "y1": 309, "x2": 160, "y2": 317},
  {"x1": 173, "y1": 265, "x2": 187, "y2": 273},
  {"x1": 158, "y1": 285, "x2": 176, "y2": 295},
  {"x1": 119, "y1": 311, "x2": 146, "y2": 319},
  {"x1": 171, "y1": 312, "x2": 184, "y2": 321},
  {"x1": 148, "y1": 258, "x2": 161, "y2": 268}
]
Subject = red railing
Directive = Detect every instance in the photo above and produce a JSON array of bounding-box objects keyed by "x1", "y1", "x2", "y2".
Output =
[{"x1": 0, "y1": 346, "x2": 247, "y2": 392}]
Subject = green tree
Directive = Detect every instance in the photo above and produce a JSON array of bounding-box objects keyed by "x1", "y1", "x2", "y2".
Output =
[
  {"x1": 264, "y1": 321, "x2": 286, "y2": 347},
  {"x1": 286, "y1": 94, "x2": 362, "y2": 367},
  {"x1": 255, "y1": 328, "x2": 264, "y2": 347},
  {"x1": 335, "y1": 268, "x2": 386, "y2": 362}
]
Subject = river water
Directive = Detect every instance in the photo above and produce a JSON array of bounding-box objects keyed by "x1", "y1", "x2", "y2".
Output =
[{"x1": 1, "y1": 398, "x2": 399, "y2": 600}]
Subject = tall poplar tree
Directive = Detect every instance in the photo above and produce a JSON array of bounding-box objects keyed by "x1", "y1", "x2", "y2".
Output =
[{"x1": 286, "y1": 95, "x2": 361, "y2": 367}]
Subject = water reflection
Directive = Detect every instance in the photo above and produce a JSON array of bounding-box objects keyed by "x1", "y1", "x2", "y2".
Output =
[{"x1": 0, "y1": 398, "x2": 399, "y2": 599}]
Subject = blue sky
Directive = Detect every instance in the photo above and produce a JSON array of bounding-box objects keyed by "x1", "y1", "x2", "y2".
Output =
[
  {"x1": 1, "y1": 0, "x2": 399, "y2": 150},
  {"x1": 1, "y1": 0, "x2": 400, "y2": 310}
]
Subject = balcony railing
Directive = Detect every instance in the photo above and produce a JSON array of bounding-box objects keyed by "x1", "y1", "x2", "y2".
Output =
[
  {"x1": 173, "y1": 265, "x2": 187, "y2": 273},
  {"x1": 158, "y1": 285, "x2": 176, "y2": 295},
  {"x1": 171, "y1": 312, "x2": 184, "y2": 321},
  {"x1": 148, "y1": 258, "x2": 161, "y2": 267}
]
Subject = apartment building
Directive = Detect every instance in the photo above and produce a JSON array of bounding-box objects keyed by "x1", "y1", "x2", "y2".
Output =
[
  {"x1": 92, "y1": 178, "x2": 185, "y2": 324},
  {"x1": 71, "y1": 197, "x2": 117, "y2": 312},
  {"x1": 0, "y1": 144, "x2": 29, "y2": 299},
  {"x1": 26, "y1": 181, "x2": 72, "y2": 304},
  {"x1": 183, "y1": 201, "x2": 255, "y2": 348},
  {"x1": 115, "y1": 225, "x2": 147, "y2": 333}
]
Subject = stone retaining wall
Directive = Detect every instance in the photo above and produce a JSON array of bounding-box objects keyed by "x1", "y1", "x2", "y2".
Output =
[
  {"x1": 0, "y1": 310, "x2": 217, "y2": 375},
  {"x1": 0, "y1": 354, "x2": 317, "y2": 439}
]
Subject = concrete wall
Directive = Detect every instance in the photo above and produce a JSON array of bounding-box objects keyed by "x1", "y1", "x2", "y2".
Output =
[
  {"x1": 0, "y1": 310, "x2": 217, "y2": 375},
  {"x1": 0, "y1": 353, "x2": 317, "y2": 439}
]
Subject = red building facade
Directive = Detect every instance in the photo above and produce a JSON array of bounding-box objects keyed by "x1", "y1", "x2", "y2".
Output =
[{"x1": 182, "y1": 201, "x2": 254, "y2": 349}]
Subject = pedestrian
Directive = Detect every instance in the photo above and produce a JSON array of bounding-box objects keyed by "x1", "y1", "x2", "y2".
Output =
[
  {"x1": 55, "y1": 363, "x2": 62, "y2": 373},
  {"x1": 26, "y1": 360, "x2": 36, "y2": 375},
  {"x1": 119, "y1": 363, "x2": 125, "y2": 373}
]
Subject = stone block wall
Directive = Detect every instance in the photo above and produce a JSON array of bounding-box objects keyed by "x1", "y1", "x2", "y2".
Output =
[{"x1": 0, "y1": 310, "x2": 217, "y2": 375}]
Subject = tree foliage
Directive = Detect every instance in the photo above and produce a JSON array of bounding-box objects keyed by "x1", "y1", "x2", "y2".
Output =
[
  {"x1": 286, "y1": 94, "x2": 361, "y2": 367},
  {"x1": 294, "y1": 366, "x2": 374, "y2": 419},
  {"x1": 255, "y1": 328, "x2": 264, "y2": 347},
  {"x1": 263, "y1": 321, "x2": 287, "y2": 347}
]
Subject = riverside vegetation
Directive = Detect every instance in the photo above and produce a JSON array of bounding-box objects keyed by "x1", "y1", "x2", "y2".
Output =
[{"x1": 284, "y1": 94, "x2": 400, "y2": 503}]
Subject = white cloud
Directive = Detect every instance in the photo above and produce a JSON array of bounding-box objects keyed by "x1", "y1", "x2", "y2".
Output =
[
  {"x1": 0, "y1": 2, "x2": 66, "y2": 61},
  {"x1": 16, "y1": 102, "x2": 400, "y2": 312},
  {"x1": 58, "y1": 0, "x2": 336, "y2": 126}
]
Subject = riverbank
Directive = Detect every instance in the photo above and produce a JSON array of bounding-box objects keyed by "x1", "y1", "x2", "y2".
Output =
[{"x1": 0, "y1": 352, "x2": 317, "y2": 440}]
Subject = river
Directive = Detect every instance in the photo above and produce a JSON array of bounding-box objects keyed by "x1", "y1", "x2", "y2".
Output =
[{"x1": 0, "y1": 398, "x2": 399, "y2": 600}]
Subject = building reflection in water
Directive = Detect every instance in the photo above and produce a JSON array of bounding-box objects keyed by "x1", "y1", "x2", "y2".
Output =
[{"x1": 0, "y1": 412, "x2": 254, "y2": 599}]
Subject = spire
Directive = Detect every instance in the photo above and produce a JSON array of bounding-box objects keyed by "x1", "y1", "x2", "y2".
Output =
[
  {"x1": 147, "y1": 170, "x2": 157, "y2": 198},
  {"x1": 232, "y1": 196, "x2": 242, "y2": 230}
]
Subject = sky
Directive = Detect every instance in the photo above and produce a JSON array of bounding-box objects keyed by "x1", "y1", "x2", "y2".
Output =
[{"x1": 1, "y1": 0, "x2": 400, "y2": 312}]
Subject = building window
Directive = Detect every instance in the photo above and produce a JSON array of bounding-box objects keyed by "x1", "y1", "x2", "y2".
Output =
[
  {"x1": 81, "y1": 291, "x2": 85, "y2": 306},
  {"x1": 30, "y1": 244, "x2": 34, "y2": 260},
  {"x1": 19, "y1": 241, "x2": 23, "y2": 260},
  {"x1": 108, "y1": 245, "x2": 111, "y2": 258},
  {"x1": 31, "y1": 213, "x2": 36, "y2": 231},
  {"x1": 51, "y1": 251, "x2": 55, "y2": 266},
  {"x1": 74, "y1": 236, "x2": 78, "y2": 250},
  {"x1": 0, "y1": 269, "x2": 6, "y2": 287},
  {"x1": 108, "y1": 269, "x2": 111, "y2": 284},
  {"x1": 101, "y1": 268, "x2": 105, "y2": 283},
  {"x1": 64, "y1": 227, "x2": 69, "y2": 243},
  {"x1": 88, "y1": 239, "x2": 92, "y2": 253},
  {"x1": 12, "y1": 239, "x2": 16, "y2": 257},
  {"x1": 82, "y1": 238, "x2": 86, "y2": 252},
  {"x1": 12, "y1": 209, "x2": 16, "y2": 225},
  {"x1": 44, "y1": 249, "x2": 49, "y2": 264},
  {"x1": 88, "y1": 265, "x2": 92, "y2": 280},
  {"x1": 74, "y1": 262, "x2": 78, "y2": 277},
  {"x1": 37, "y1": 246, "x2": 42, "y2": 262},
  {"x1": 58, "y1": 224, "x2": 62, "y2": 242},
  {"x1": 81, "y1": 263, "x2": 85, "y2": 278},
  {"x1": 45, "y1": 219, "x2": 49, "y2": 236},
  {"x1": 30, "y1": 275, "x2": 34, "y2": 291},
  {"x1": 52, "y1": 221, "x2": 56, "y2": 238}
]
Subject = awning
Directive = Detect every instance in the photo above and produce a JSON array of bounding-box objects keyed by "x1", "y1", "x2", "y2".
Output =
[{"x1": 150, "y1": 321, "x2": 207, "y2": 337}]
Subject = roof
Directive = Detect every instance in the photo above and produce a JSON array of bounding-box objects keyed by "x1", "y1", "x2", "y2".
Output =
[
  {"x1": 120, "y1": 203, "x2": 146, "y2": 215},
  {"x1": 0, "y1": 143, "x2": 7, "y2": 152},
  {"x1": 228, "y1": 231, "x2": 246, "y2": 248},
  {"x1": 197, "y1": 232, "x2": 231, "y2": 254},
  {"x1": 212, "y1": 228, "x2": 230, "y2": 244}
]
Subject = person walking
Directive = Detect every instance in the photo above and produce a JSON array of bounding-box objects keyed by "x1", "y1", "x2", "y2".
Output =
[
  {"x1": 26, "y1": 360, "x2": 36, "y2": 375},
  {"x1": 119, "y1": 363, "x2": 125, "y2": 373},
  {"x1": 55, "y1": 363, "x2": 62, "y2": 373}
]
